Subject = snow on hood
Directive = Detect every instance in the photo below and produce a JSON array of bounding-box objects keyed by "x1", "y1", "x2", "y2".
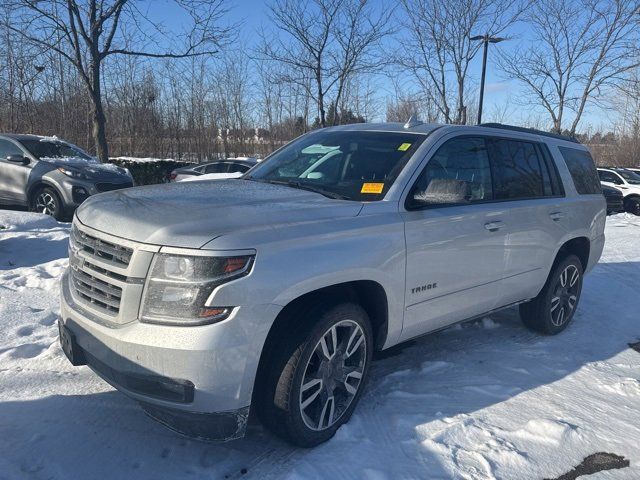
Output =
[
  {"x1": 75, "y1": 179, "x2": 361, "y2": 248},
  {"x1": 40, "y1": 156, "x2": 128, "y2": 176},
  {"x1": 180, "y1": 172, "x2": 243, "y2": 182},
  {"x1": 40, "y1": 156, "x2": 99, "y2": 166}
]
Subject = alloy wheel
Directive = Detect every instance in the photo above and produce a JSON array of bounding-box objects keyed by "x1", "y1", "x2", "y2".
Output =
[
  {"x1": 35, "y1": 192, "x2": 57, "y2": 216},
  {"x1": 550, "y1": 264, "x2": 580, "y2": 327},
  {"x1": 299, "y1": 320, "x2": 367, "y2": 431}
]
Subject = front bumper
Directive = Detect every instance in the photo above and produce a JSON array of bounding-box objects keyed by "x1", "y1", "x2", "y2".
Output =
[
  {"x1": 60, "y1": 269, "x2": 280, "y2": 440},
  {"x1": 56, "y1": 176, "x2": 133, "y2": 209},
  {"x1": 604, "y1": 195, "x2": 624, "y2": 214}
]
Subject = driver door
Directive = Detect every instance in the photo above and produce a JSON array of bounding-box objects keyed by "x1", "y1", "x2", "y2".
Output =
[
  {"x1": 0, "y1": 139, "x2": 31, "y2": 205},
  {"x1": 399, "y1": 136, "x2": 509, "y2": 341}
]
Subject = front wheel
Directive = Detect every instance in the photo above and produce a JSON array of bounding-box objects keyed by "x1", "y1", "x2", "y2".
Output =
[
  {"x1": 256, "y1": 302, "x2": 373, "y2": 447},
  {"x1": 520, "y1": 254, "x2": 583, "y2": 335},
  {"x1": 31, "y1": 187, "x2": 66, "y2": 221}
]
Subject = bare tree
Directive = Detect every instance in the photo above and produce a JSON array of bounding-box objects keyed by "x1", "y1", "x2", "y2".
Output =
[
  {"x1": 399, "y1": 0, "x2": 526, "y2": 125},
  {"x1": 260, "y1": 0, "x2": 393, "y2": 128},
  {"x1": 498, "y1": 0, "x2": 639, "y2": 135},
  {"x1": 2, "y1": 0, "x2": 233, "y2": 161}
]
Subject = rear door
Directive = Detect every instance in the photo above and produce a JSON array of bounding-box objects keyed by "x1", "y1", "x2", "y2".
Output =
[
  {"x1": 485, "y1": 137, "x2": 568, "y2": 305},
  {"x1": 0, "y1": 138, "x2": 31, "y2": 205},
  {"x1": 400, "y1": 136, "x2": 509, "y2": 341}
]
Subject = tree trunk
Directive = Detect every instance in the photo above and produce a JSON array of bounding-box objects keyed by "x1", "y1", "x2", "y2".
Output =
[{"x1": 89, "y1": 55, "x2": 109, "y2": 162}]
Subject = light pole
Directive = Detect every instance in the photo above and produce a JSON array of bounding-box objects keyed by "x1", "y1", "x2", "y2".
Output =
[{"x1": 470, "y1": 34, "x2": 506, "y2": 125}]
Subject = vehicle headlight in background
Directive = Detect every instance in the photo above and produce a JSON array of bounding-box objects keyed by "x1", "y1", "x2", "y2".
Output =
[
  {"x1": 58, "y1": 166, "x2": 91, "y2": 180},
  {"x1": 139, "y1": 253, "x2": 254, "y2": 326}
]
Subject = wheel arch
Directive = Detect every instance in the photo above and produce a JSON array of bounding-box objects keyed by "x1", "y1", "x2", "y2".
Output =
[
  {"x1": 251, "y1": 280, "x2": 388, "y2": 403},
  {"x1": 27, "y1": 179, "x2": 63, "y2": 204},
  {"x1": 554, "y1": 236, "x2": 590, "y2": 271}
]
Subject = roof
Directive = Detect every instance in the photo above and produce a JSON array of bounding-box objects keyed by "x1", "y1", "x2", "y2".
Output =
[
  {"x1": 0, "y1": 133, "x2": 47, "y2": 141},
  {"x1": 323, "y1": 122, "x2": 582, "y2": 146},
  {"x1": 324, "y1": 122, "x2": 442, "y2": 135}
]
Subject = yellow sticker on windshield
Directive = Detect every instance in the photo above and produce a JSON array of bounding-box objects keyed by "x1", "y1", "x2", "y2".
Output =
[
  {"x1": 398, "y1": 142, "x2": 412, "y2": 151},
  {"x1": 361, "y1": 182, "x2": 384, "y2": 194}
]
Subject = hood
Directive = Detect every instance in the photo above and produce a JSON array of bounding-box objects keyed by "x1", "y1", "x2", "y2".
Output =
[
  {"x1": 42, "y1": 157, "x2": 130, "y2": 178},
  {"x1": 76, "y1": 179, "x2": 363, "y2": 248}
]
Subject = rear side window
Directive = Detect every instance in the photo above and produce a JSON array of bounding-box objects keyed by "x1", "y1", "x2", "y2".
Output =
[
  {"x1": 558, "y1": 147, "x2": 601, "y2": 194},
  {"x1": 487, "y1": 139, "x2": 554, "y2": 200},
  {"x1": 204, "y1": 163, "x2": 226, "y2": 174}
]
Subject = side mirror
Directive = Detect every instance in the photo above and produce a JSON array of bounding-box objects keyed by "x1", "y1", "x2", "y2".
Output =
[{"x1": 6, "y1": 154, "x2": 29, "y2": 165}]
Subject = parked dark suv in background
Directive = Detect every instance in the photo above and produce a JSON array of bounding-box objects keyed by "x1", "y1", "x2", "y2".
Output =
[{"x1": 0, "y1": 134, "x2": 133, "y2": 220}]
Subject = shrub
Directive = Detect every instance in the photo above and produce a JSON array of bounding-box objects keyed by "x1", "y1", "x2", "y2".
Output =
[{"x1": 109, "y1": 157, "x2": 194, "y2": 185}]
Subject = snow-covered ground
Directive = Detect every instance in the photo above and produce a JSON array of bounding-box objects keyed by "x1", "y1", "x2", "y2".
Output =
[{"x1": 1, "y1": 210, "x2": 639, "y2": 479}]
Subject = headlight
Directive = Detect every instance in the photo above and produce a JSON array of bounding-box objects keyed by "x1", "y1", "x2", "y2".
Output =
[
  {"x1": 58, "y1": 166, "x2": 90, "y2": 180},
  {"x1": 139, "y1": 253, "x2": 254, "y2": 326}
]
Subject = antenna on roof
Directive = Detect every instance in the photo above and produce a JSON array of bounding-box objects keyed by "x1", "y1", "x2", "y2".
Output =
[{"x1": 404, "y1": 115, "x2": 423, "y2": 129}]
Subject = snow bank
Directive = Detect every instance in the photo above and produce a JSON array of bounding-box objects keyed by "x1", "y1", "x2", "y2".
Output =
[{"x1": 0, "y1": 210, "x2": 60, "y2": 232}]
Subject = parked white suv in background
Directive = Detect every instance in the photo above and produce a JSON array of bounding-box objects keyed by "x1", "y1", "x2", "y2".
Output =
[
  {"x1": 597, "y1": 167, "x2": 640, "y2": 215},
  {"x1": 59, "y1": 122, "x2": 605, "y2": 447}
]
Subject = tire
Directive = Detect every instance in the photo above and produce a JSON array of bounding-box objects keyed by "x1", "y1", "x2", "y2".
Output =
[
  {"x1": 519, "y1": 254, "x2": 583, "y2": 335},
  {"x1": 31, "y1": 187, "x2": 66, "y2": 221},
  {"x1": 624, "y1": 197, "x2": 640, "y2": 216},
  {"x1": 255, "y1": 301, "x2": 373, "y2": 447}
]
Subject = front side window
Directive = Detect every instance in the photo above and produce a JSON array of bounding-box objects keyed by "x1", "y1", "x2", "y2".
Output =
[
  {"x1": 0, "y1": 139, "x2": 24, "y2": 159},
  {"x1": 229, "y1": 163, "x2": 250, "y2": 173},
  {"x1": 559, "y1": 147, "x2": 601, "y2": 194},
  {"x1": 598, "y1": 170, "x2": 623, "y2": 185},
  {"x1": 247, "y1": 130, "x2": 426, "y2": 201},
  {"x1": 488, "y1": 139, "x2": 550, "y2": 200},
  {"x1": 408, "y1": 137, "x2": 493, "y2": 208}
]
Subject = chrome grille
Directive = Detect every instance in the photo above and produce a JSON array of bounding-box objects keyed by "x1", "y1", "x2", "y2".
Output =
[
  {"x1": 69, "y1": 223, "x2": 133, "y2": 317},
  {"x1": 71, "y1": 225, "x2": 133, "y2": 266},
  {"x1": 71, "y1": 266, "x2": 122, "y2": 314}
]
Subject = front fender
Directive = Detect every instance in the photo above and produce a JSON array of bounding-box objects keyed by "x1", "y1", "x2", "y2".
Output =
[{"x1": 209, "y1": 210, "x2": 407, "y2": 347}]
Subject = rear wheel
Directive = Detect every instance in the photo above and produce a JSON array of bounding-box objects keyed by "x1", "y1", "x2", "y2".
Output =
[
  {"x1": 256, "y1": 302, "x2": 373, "y2": 447},
  {"x1": 624, "y1": 196, "x2": 640, "y2": 216},
  {"x1": 520, "y1": 254, "x2": 583, "y2": 335},
  {"x1": 31, "y1": 187, "x2": 66, "y2": 221}
]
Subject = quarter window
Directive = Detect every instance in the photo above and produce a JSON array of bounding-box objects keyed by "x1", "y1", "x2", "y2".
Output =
[
  {"x1": 408, "y1": 137, "x2": 493, "y2": 208},
  {"x1": 559, "y1": 147, "x2": 601, "y2": 194}
]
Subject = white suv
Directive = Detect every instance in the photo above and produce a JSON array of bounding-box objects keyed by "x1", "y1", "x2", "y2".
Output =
[
  {"x1": 597, "y1": 167, "x2": 640, "y2": 215},
  {"x1": 59, "y1": 122, "x2": 606, "y2": 447}
]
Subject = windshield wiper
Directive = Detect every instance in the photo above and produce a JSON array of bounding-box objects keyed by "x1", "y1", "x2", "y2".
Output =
[{"x1": 257, "y1": 179, "x2": 349, "y2": 200}]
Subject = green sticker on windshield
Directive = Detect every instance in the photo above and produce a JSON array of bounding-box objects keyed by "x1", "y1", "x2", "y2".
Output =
[{"x1": 398, "y1": 143, "x2": 412, "y2": 151}]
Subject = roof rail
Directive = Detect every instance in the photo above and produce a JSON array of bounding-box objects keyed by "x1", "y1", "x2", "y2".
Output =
[{"x1": 479, "y1": 123, "x2": 580, "y2": 144}]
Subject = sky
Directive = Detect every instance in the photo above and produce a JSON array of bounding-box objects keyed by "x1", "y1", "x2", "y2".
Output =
[{"x1": 143, "y1": 0, "x2": 616, "y2": 132}]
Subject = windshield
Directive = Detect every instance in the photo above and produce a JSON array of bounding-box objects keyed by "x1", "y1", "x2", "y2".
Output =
[
  {"x1": 617, "y1": 169, "x2": 640, "y2": 184},
  {"x1": 246, "y1": 130, "x2": 425, "y2": 201},
  {"x1": 21, "y1": 139, "x2": 93, "y2": 161}
]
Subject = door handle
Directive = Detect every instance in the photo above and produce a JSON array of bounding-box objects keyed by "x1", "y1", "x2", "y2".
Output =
[
  {"x1": 549, "y1": 211, "x2": 565, "y2": 221},
  {"x1": 484, "y1": 221, "x2": 505, "y2": 232}
]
